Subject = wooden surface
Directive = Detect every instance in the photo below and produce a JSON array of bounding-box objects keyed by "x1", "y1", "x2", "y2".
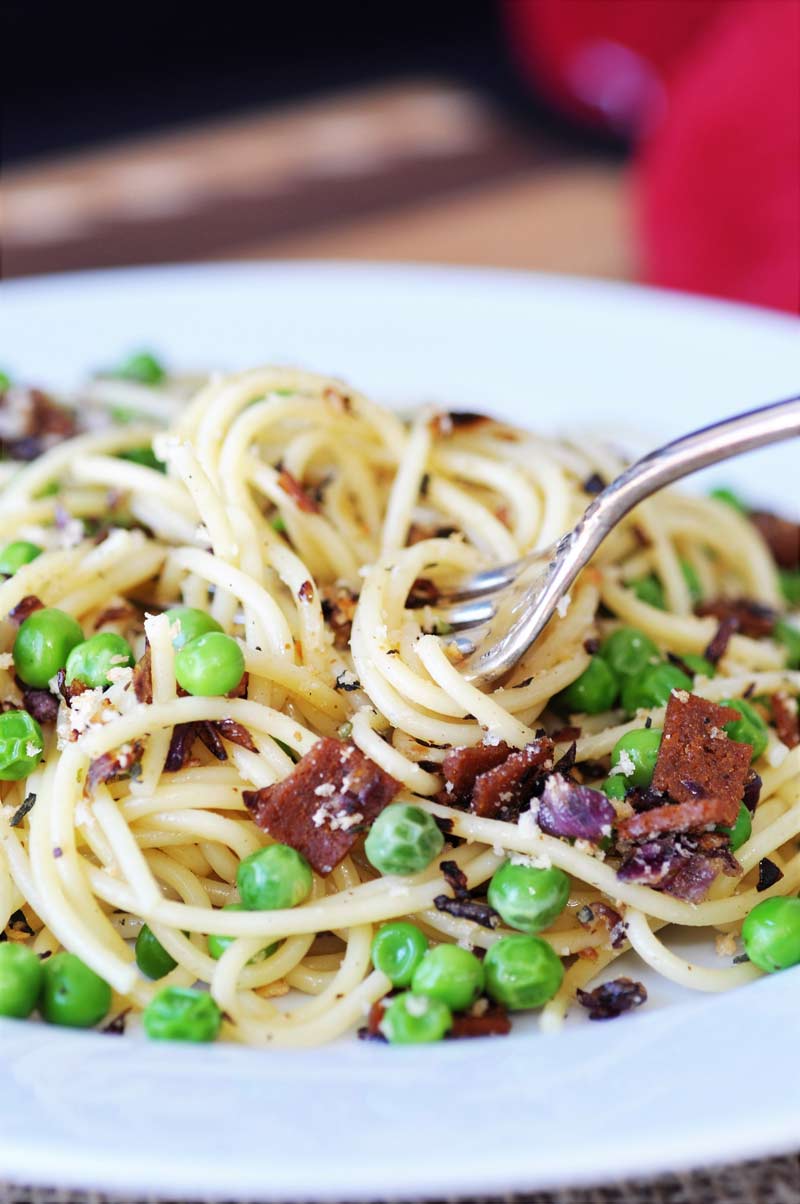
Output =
[{"x1": 2, "y1": 79, "x2": 631, "y2": 282}]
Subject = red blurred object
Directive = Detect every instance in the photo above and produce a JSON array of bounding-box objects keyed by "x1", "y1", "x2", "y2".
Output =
[{"x1": 504, "y1": 0, "x2": 800, "y2": 314}]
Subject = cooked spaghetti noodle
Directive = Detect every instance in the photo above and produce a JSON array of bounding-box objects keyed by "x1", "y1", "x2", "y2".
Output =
[{"x1": 0, "y1": 363, "x2": 797, "y2": 1045}]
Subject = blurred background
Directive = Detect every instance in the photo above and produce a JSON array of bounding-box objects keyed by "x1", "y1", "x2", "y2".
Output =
[{"x1": 3, "y1": 0, "x2": 798, "y2": 312}]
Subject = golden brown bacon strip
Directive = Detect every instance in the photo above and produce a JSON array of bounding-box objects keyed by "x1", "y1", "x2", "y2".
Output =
[
  {"x1": 439, "y1": 742, "x2": 512, "y2": 807},
  {"x1": 470, "y1": 739, "x2": 554, "y2": 820},
  {"x1": 0, "y1": 387, "x2": 77, "y2": 461},
  {"x1": 750, "y1": 510, "x2": 800, "y2": 569},
  {"x1": 651, "y1": 691, "x2": 751, "y2": 819},
  {"x1": 771, "y1": 692, "x2": 800, "y2": 749},
  {"x1": 243, "y1": 738, "x2": 400, "y2": 874},
  {"x1": 214, "y1": 718, "x2": 258, "y2": 752},
  {"x1": 277, "y1": 468, "x2": 320, "y2": 514},
  {"x1": 617, "y1": 796, "x2": 739, "y2": 841}
]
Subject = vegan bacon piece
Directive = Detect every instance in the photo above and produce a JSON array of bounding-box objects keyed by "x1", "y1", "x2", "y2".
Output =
[
  {"x1": 704, "y1": 616, "x2": 739, "y2": 665},
  {"x1": 617, "y1": 796, "x2": 741, "y2": 841},
  {"x1": 320, "y1": 584, "x2": 358, "y2": 650},
  {"x1": 0, "y1": 386, "x2": 77, "y2": 461},
  {"x1": 470, "y1": 738, "x2": 554, "y2": 821},
  {"x1": 243, "y1": 738, "x2": 400, "y2": 875},
  {"x1": 439, "y1": 741, "x2": 512, "y2": 807},
  {"x1": 695, "y1": 598, "x2": 776, "y2": 639},
  {"x1": 215, "y1": 718, "x2": 258, "y2": 752},
  {"x1": 87, "y1": 741, "x2": 144, "y2": 790},
  {"x1": 132, "y1": 647, "x2": 153, "y2": 704},
  {"x1": 277, "y1": 468, "x2": 320, "y2": 514},
  {"x1": 771, "y1": 692, "x2": 800, "y2": 749},
  {"x1": 450, "y1": 1003, "x2": 511, "y2": 1039},
  {"x1": 749, "y1": 510, "x2": 800, "y2": 569},
  {"x1": 650, "y1": 691, "x2": 752, "y2": 822}
]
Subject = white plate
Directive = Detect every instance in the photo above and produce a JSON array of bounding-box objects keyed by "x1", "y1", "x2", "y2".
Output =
[{"x1": 0, "y1": 263, "x2": 798, "y2": 1200}]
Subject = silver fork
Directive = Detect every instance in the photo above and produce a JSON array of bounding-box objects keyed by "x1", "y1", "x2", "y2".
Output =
[{"x1": 436, "y1": 394, "x2": 800, "y2": 685}]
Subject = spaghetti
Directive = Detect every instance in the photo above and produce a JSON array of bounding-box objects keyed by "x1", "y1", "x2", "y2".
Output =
[{"x1": 0, "y1": 363, "x2": 797, "y2": 1046}]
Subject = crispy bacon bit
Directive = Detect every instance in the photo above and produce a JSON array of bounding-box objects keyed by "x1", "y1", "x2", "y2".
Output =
[
  {"x1": 87, "y1": 741, "x2": 144, "y2": 790},
  {"x1": 439, "y1": 742, "x2": 512, "y2": 807},
  {"x1": 357, "y1": 999, "x2": 388, "y2": 1043},
  {"x1": 704, "y1": 616, "x2": 740, "y2": 665},
  {"x1": 132, "y1": 647, "x2": 153, "y2": 704},
  {"x1": 215, "y1": 718, "x2": 258, "y2": 752},
  {"x1": 617, "y1": 831, "x2": 739, "y2": 900},
  {"x1": 433, "y1": 895, "x2": 501, "y2": 928},
  {"x1": 298, "y1": 580, "x2": 314, "y2": 603},
  {"x1": 538, "y1": 774, "x2": 616, "y2": 842},
  {"x1": 749, "y1": 510, "x2": 800, "y2": 569},
  {"x1": 771, "y1": 692, "x2": 800, "y2": 748},
  {"x1": 164, "y1": 723, "x2": 199, "y2": 772},
  {"x1": 651, "y1": 691, "x2": 752, "y2": 822},
  {"x1": 405, "y1": 577, "x2": 439, "y2": 609},
  {"x1": 243, "y1": 738, "x2": 400, "y2": 874},
  {"x1": 577, "y1": 977, "x2": 647, "y2": 1020},
  {"x1": 227, "y1": 670, "x2": 249, "y2": 700},
  {"x1": 0, "y1": 386, "x2": 77, "y2": 461},
  {"x1": 323, "y1": 386, "x2": 352, "y2": 413},
  {"x1": 320, "y1": 585, "x2": 358, "y2": 650},
  {"x1": 19, "y1": 684, "x2": 59, "y2": 725},
  {"x1": 55, "y1": 668, "x2": 88, "y2": 705},
  {"x1": 450, "y1": 1003, "x2": 511, "y2": 1039},
  {"x1": 470, "y1": 739, "x2": 554, "y2": 821},
  {"x1": 407, "y1": 522, "x2": 458, "y2": 545},
  {"x1": 448, "y1": 411, "x2": 490, "y2": 429},
  {"x1": 8, "y1": 595, "x2": 44, "y2": 625},
  {"x1": 550, "y1": 725, "x2": 582, "y2": 744},
  {"x1": 696, "y1": 597, "x2": 776, "y2": 639},
  {"x1": 617, "y1": 796, "x2": 739, "y2": 841},
  {"x1": 277, "y1": 468, "x2": 320, "y2": 514},
  {"x1": 757, "y1": 858, "x2": 784, "y2": 892}
]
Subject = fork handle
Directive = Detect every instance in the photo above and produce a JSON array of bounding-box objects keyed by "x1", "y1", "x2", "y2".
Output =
[{"x1": 473, "y1": 393, "x2": 800, "y2": 684}]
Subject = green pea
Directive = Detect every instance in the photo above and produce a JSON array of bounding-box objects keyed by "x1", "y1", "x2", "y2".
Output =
[
  {"x1": 364, "y1": 804, "x2": 444, "y2": 876},
  {"x1": 135, "y1": 924, "x2": 177, "y2": 980},
  {"x1": 483, "y1": 934, "x2": 564, "y2": 1011},
  {"x1": 379, "y1": 991, "x2": 453, "y2": 1044},
  {"x1": 40, "y1": 952, "x2": 112, "y2": 1028},
  {"x1": 164, "y1": 606, "x2": 223, "y2": 650},
  {"x1": 118, "y1": 447, "x2": 166, "y2": 472},
  {"x1": 174, "y1": 631, "x2": 245, "y2": 697},
  {"x1": 113, "y1": 350, "x2": 166, "y2": 386},
  {"x1": 237, "y1": 844, "x2": 313, "y2": 911},
  {"x1": 13, "y1": 607, "x2": 84, "y2": 688},
  {"x1": 610, "y1": 728, "x2": 662, "y2": 788},
  {"x1": 719, "y1": 802, "x2": 752, "y2": 852},
  {"x1": 207, "y1": 904, "x2": 278, "y2": 962},
  {"x1": 709, "y1": 487, "x2": 748, "y2": 514},
  {"x1": 487, "y1": 862, "x2": 570, "y2": 933},
  {"x1": 371, "y1": 922, "x2": 428, "y2": 987},
  {"x1": 0, "y1": 541, "x2": 42, "y2": 577},
  {"x1": 599, "y1": 627, "x2": 659, "y2": 679},
  {"x1": 680, "y1": 652, "x2": 716, "y2": 678},
  {"x1": 411, "y1": 944, "x2": 485, "y2": 1011},
  {"x1": 721, "y1": 698, "x2": 768, "y2": 761},
  {"x1": 271, "y1": 515, "x2": 287, "y2": 534},
  {"x1": 0, "y1": 710, "x2": 44, "y2": 780},
  {"x1": 65, "y1": 632, "x2": 134, "y2": 689},
  {"x1": 0, "y1": 370, "x2": 10, "y2": 392},
  {"x1": 555, "y1": 656, "x2": 618, "y2": 715},
  {"x1": 742, "y1": 896, "x2": 800, "y2": 972},
  {"x1": 0, "y1": 943, "x2": 44, "y2": 1018},
  {"x1": 143, "y1": 986, "x2": 221, "y2": 1042},
  {"x1": 775, "y1": 618, "x2": 800, "y2": 669},
  {"x1": 601, "y1": 774, "x2": 627, "y2": 801},
  {"x1": 630, "y1": 574, "x2": 665, "y2": 610},
  {"x1": 680, "y1": 559, "x2": 702, "y2": 605},
  {"x1": 778, "y1": 569, "x2": 800, "y2": 607},
  {"x1": 620, "y1": 663, "x2": 692, "y2": 715}
]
